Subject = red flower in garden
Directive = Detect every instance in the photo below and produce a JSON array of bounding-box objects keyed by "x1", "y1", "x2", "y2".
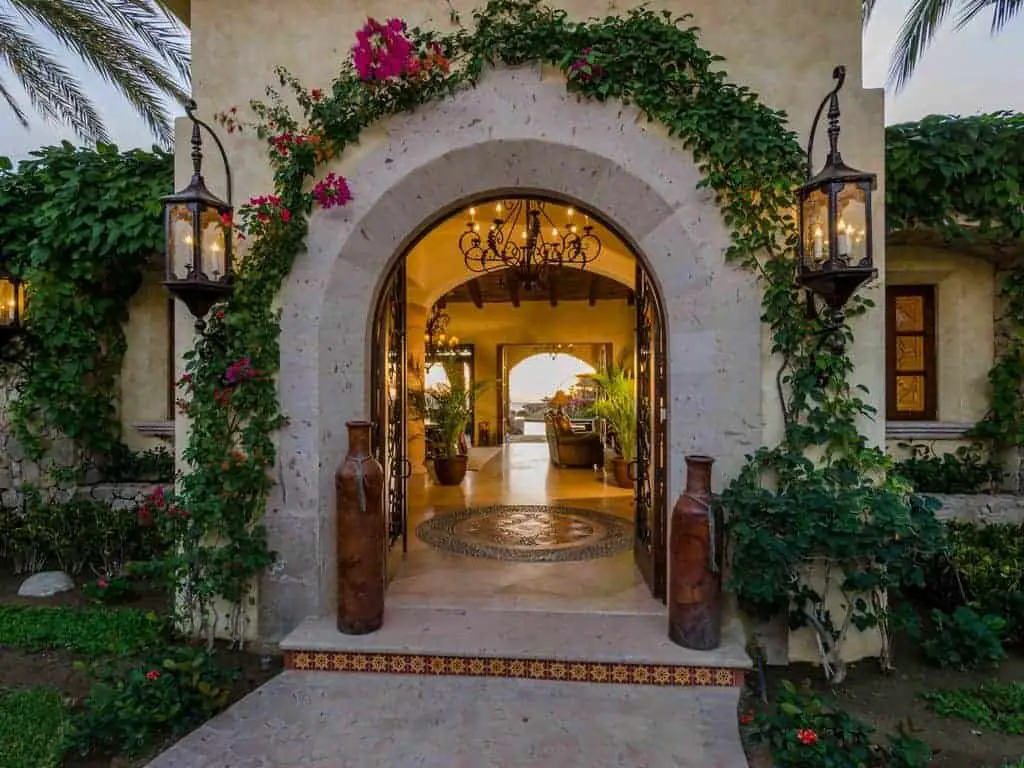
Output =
[
  {"x1": 739, "y1": 712, "x2": 755, "y2": 725},
  {"x1": 569, "y1": 47, "x2": 605, "y2": 84},
  {"x1": 311, "y1": 88, "x2": 324, "y2": 102},
  {"x1": 312, "y1": 173, "x2": 353, "y2": 210},
  {"x1": 97, "y1": 578, "x2": 108, "y2": 589},
  {"x1": 796, "y1": 728, "x2": 818, "y2": 745},
  {"x1": 280, "y1": 208, "x2": 292, "y2": 223},
  {"x1": 146, "y1": 670, "x2": 161, "y2": 681}
]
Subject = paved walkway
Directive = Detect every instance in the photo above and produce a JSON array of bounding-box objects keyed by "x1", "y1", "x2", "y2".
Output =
[{"x1": 146, "y1": 671, "x2": 749, "y2": 768}]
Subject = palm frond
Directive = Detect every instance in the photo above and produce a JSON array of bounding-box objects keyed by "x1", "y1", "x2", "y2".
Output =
[
  {"x1": 887, "y1": 0, "x2": 960, "y2": 91},
  {"x1": 85, "y1": 0, "x2": 191, "y2": 84},
  {"x1": 0, "y1": 13, "x2": 108, "y2": 141},
  {"x1": 8, "y1": 0, "x2": 188, "y2": 144},
  {"x1": 954, "y1": 0, "x2": 1024, "y2": 31},
  {"x1": 0, "y1": 72, "x2": 28, "y2": 127}
]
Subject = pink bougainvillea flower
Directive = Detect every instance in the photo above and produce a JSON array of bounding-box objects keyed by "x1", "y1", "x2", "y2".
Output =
[
  {"x1": 312, "y1": 173, "x2": 353, "y2": 210},
  {"x1": 739, "y1": 712, "x2": 754, "y2": 725},
  {"x1": 569, "y1": 47, "x2": 605, "y2": 84},
  {"x1": 146, "y1": 670, "x2": 161, "y2": 681},
  {"x1": 96, "y1": 578, "x2": 108, "y2": 589},
  {"x1": 311, "y1": 88, "x2": 324, "y2": 102},
  {"x1": 352, "y1": 17, "x2": 414, "y2": 81},
  {"x1": 280, "y1": 208, "x2": 292, "y2": 223},
  {"x1": 796, "y1": 728, "x2": 818, "y2": 745}
]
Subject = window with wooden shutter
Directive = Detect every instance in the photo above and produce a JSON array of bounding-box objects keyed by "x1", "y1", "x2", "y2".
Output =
[{"x1": 886, "y1": 286, "x2": 937, "y2": 421}]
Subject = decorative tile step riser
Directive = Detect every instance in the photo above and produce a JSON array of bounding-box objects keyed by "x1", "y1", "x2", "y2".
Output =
[{"x1": 285, "y1": 650, "x2": 744, "y2": 687}]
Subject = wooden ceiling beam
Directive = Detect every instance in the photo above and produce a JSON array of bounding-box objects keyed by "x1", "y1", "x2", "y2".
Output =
[
  {"x1": 588, "y1": 274, "x2": 599, "y2": 306},
  {"x1": 549, "y1": 274, "x2": 559, "y2": 307},
  {"x1": 468, "y1": 278, "x2": 485, "y2": 309},
  {"x1": 507, "y1": 274, "x2": 521, "y2": 308}
]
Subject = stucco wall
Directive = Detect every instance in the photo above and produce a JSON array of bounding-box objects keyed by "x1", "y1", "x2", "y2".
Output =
[
  {"x1": 120, "y1": 268, "x2": 172, "y2": 451},
  {"x1": 885, "y1": 246, "x2": 995, "y2": 457}
]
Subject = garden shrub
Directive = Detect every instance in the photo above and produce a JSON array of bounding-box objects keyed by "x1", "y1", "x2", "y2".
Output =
[
  {"x1": 65, "y1": 645, "x2": 237, "y2": 758},
  {"x1": 0, "y1": 687, "x2": 70, "y2": 768},
  {"x1": 81, "y1": 574, "x2": 138, "y2": 605},
  {"x1": 915, "y1": 521, "x2": 1024, "y2": 644},
  {"x1": 0, "y1": 490, "x2": 162, "y2": 577},
  {"x1": 920, "y1": 606, "x2": 1007, "y2": 669},
  {"x1": 744, "y1": 680, "x2": 931, "y2": 767},
  {"x1": 922, "y1": 681, "x2": 1024, "y2": 735},
  {"x1": 891, "y1": 442, "x2": 1004, "y2": 493}
]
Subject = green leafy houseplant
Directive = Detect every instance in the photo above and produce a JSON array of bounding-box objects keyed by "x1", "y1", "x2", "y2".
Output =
[
  {"x1": 891, "y1": 441, "x2": 1004, "y2": 493},
  {"x1": 588, "y1": 363, "x2": 636, "y2": 456},
  {"x1": 410, "y1": 380, "x2": 487, "y2": 485}
]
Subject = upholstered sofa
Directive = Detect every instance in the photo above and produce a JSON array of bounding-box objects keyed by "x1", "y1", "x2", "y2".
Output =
[{"x1": 544, "y1": 411, "x2": 604, "y2": 468}]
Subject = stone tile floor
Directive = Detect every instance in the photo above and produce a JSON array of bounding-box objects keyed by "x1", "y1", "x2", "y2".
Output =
[{"x1": 146, "y1": 671, "x2": 749, "y2": 768}]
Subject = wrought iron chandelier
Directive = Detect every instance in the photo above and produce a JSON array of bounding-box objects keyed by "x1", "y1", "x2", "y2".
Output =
[
  {"x1": 458, "y1": 199, "x2": 602, "y2": 290},
  {"x1": 424, "y1": 302, "x2": 459, "y2": 356}
]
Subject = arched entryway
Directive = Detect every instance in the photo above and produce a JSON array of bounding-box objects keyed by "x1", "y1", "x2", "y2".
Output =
[
  {"x1": 370, "y1": 194, "x2": 669, "y2": 603},
  {"x1": 264, "y1": 66, "x2": 761, "y2": 639}
]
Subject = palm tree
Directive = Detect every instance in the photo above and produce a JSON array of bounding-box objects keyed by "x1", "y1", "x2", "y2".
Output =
[
  {"x1": 864, "y1": 0, "x2": 1022, "y2": 91},
  {"x1": 0, "y1": 0, "x2": 190, "y2": 145}
]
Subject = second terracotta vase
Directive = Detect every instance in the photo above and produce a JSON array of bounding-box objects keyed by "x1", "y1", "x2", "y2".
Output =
[
  {"x1": 335, "y1": 421, "x2": 385, "y2": 635},
  {"x1": 668, "y1": 455, "x2": 722, "y2": 650}
]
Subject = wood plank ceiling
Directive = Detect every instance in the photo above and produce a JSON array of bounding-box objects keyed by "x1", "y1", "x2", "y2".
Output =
[{"x1": 442, "y1": 266, "x2": 632, "y2": 308}]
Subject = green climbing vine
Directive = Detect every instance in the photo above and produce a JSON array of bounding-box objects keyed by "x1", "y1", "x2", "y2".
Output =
[
  {"x1": 0, "y1": 143, "x2": 172, "y2": 466},
  {"x1": 165, "y1": 0, "x2": 942, "y2": 656},
  {"x1": 887, "y1": 113, "x2": 1024, "y2": 473}
]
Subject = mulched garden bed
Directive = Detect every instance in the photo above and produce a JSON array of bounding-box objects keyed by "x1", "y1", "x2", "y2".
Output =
[{"x1": 743, "y1": 640, "x2": 1024, "y2": 767}]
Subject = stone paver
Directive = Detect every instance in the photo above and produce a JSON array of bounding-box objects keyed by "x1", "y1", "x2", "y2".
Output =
[{"x1": 146, "y1": 671, "x2": 749, "y2": 768}]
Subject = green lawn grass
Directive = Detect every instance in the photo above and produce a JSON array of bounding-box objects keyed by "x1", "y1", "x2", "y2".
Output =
[
  {"x1": 0, "y1": 687, "x2": 69, "y2": 768},
  {"x1": 923, "y1": 681, "x2": 1024, "y2": 735},
  {"x1": 0, "y1": 605, "x2": 166, "y2": 657}
]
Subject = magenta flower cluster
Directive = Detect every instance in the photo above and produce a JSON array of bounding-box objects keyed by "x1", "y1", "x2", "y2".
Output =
[
  {"x1": 312, "y1": 173, "x2": 354, "y2": 210},
  {"x1": 225, "y1": 356, "x2": 258, "y2": 385},
  {"x1": 569, "y1": 48, "x2": 605, "y2": 84},
  {"x1": 352, "y1": 17, "x2": 414, "y2": 81}
]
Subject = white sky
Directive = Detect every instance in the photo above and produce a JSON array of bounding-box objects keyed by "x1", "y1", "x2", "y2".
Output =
[
  {"x1": 1, "y1": 0, "x2": 1022, "y2": 159},
  {"x1": 510, "y1": 354, "x2": 595, "y2": 402}
]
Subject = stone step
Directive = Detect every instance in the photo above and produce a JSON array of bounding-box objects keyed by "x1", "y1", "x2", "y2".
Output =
[{"x1": 280, "y1": 606, "x2": 751, "y2": 688}]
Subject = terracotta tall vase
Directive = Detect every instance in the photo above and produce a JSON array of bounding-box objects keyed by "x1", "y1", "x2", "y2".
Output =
[
  {"x1": 668, "y1": 455, "x2": 722, "y2": 650},
  {"x1": 335, "y1": 421, "x2": 385, "y2": 635}
]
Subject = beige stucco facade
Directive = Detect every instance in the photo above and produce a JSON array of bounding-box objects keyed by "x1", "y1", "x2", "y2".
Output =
[{"x1": 170, "y1": 0, "x2": 887, "y2": 654}]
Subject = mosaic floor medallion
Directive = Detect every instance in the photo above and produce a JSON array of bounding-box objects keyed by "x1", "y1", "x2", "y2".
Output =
[{"x1": 416, "y1": 505, "x2": 633, "y2": 562}]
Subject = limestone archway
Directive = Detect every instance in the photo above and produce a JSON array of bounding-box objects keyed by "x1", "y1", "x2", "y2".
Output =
[{"x1": 263, "y1": 66, "x2": 762, "y2": 640}]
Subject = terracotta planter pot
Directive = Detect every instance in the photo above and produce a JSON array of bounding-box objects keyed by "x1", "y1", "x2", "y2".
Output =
[
  {"x1": 611, "y1": 456, "x2": 633, "y2": 489},
  {"x1": 335, "y1": 421, "x2": 385, "y2": 635},
  {"x1": 668, "y1": 454, "x2": 722, "y2": 651},
  {"x1": 434, "y1": 455, "x2": 468, "y2": 485}
]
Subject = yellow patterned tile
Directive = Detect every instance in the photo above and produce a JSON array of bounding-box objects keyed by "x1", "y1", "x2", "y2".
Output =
[
  {"x1": 509, "y1": 660, "x2": 526, "y2": 677},
  {"x1": 350, "y1": 655, "x2": 368, "y2": 671},
  {"x1": 715, "y1": 669, "x2": 735, "y2": 686},
  {"x1": 429, "y1": 657, "x2": 447, "y2": 674},
  {"x1": 528, "y1": 661, "x2": 547, "y2": 678},
  {"x1": 331, "y1": 655, "x2": 348, "y2": 671},
  {"x1": 409, "y1": 656, "x2": 427, "y2": 674},
  {"x1": 369, "y1": 655, "x2": 387, "y2": 672},
  {"x1": 653, "y1": 667, "x2": 671, "y2": 684},
  {"x1": 569, "y1": 664, "x2": 589, "y2": 681},
  {"x1": 632, "y1": 667, "x2": 650, "y2": 683},
  {"x1": 449, "y1": 658, "x2": 466, "y2": 674},
  {"x1": 611, "y1": 665, "x2": 630, "y2": 683},
  {"x1": 292, "y1": 653, "x2": 311, "y2": 670},
  {"x1": 389, "y1": 656, "x2": 407, "y2": 673},
  {"x1": 673, "y1": 667, "x2": 693, "y2": 685},
  {"x1": 313, "y1": 653, "x2": 330, "y2": 670},
  {"x1": 548, "y1": 662, "x2": 567, "y2": 680},
  {"x1": 589, "y1": 665, "x2": 609, "y2": 682},
  {"x1": 488, "y1": 659, "x2": 507, "y2": 675},
  {"x1": 469, "y1": 659, "x2": 486, "y2": 675},
  {"x1": 696, "y1": 668, "x2": 713, "y2": 685}
]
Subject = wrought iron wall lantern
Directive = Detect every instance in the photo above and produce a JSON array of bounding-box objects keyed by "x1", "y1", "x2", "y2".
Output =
[
  {"x1": 161, "y1": 99, "x2": 234, "y2": 329},
  {"x1": 0, "y1": 252, "x2": 25, "y2": 354},
  {"x1": 797, "y1": 65, "x2": 878, "y2": 323},
  {"x1": 459, "y1": 199, "x2": 601, "y2": 291}
]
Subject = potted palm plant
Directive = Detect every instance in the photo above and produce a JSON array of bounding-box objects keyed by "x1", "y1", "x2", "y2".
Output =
[
  {"x1": 588, "y1": 362, "x2": 636, "y2": 488},
  {"x1": 410, "y1": 380, "x2": 487, "y2": 485}
]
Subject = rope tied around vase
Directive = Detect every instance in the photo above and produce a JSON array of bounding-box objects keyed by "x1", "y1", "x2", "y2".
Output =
[
  {"x1": 352, "y1": 455, "x2": 374, "y2": 513},
  {"x1": 681, "y1": 492, "x2": 719, "y2": 573}
]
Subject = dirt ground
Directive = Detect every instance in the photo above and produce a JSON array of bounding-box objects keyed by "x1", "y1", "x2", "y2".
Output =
[
  {"x1": 0, "y1": 571, "x2": 283, "y2": 767},
  {"x1": 743, "y1": 638, "x2": 1024, "y2": 767}
]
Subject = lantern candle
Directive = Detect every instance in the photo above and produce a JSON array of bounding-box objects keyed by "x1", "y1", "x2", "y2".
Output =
[
  {"x1": 837, "y1": 220, "x2": 850, "y2": 258},
  {"x1": 813, "y1": 226, "x2": 824, "y2": 262}
]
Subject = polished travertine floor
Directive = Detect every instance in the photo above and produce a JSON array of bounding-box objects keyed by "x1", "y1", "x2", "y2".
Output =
[{"x1": 390, "y1": 443, "x2": 663, "y2": 614}]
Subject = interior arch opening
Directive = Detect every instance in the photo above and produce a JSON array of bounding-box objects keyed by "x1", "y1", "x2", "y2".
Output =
[{"x1": 371, "y1": 193, "x2": 667, "y2": 611}]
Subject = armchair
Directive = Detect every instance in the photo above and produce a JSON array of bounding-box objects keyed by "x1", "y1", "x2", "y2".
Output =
[{"x1": 544, "y1": 411, "x2": 603, "y2": 468}]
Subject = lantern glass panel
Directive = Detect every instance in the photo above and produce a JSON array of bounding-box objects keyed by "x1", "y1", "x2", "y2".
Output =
[
  {"x1": 168, "y1": 204, "x2": 194, "y2": 279},
  {"x1": 199, "y1": 207, "x2": 228, "y2": 280},
  {"x1": 0, "y1": 277, "x2": 18, "y2": 327},
  {"x1": 835, "y1": 182, "x2": 868, "y2": 267},
  {"x1": 801, "y1": 186, "x2": 829, "y2": 270}
]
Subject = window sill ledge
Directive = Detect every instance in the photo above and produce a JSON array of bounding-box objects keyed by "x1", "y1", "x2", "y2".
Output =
[
  {"x1": 885, "y1": 421, "x2": 974, "y2": 441},
  {"x1": 134, "y1": 420, "x2": 175, "y2": 442}
]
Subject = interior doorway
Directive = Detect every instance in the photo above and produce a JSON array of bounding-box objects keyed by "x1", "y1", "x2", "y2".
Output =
[{"x1": 370, "y1": 194, "x2": 668, "y2": 607}]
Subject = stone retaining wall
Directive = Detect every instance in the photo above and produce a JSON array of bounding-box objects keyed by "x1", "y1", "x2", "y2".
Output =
[
  {"x1": 930, "y1": 493, "x2": 1024, "y2": 524},
  {"x1": 0, "y1": 483, "x2": 164, "y2": 510}
]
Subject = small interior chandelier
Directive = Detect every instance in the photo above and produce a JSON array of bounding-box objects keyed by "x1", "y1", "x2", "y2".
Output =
[
  {"x1": 459, "y1": 199, "x2": 601, "y2": 291},
  {"x1": 425, "y1": 302, "x2": 459, "y2": 356}
]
